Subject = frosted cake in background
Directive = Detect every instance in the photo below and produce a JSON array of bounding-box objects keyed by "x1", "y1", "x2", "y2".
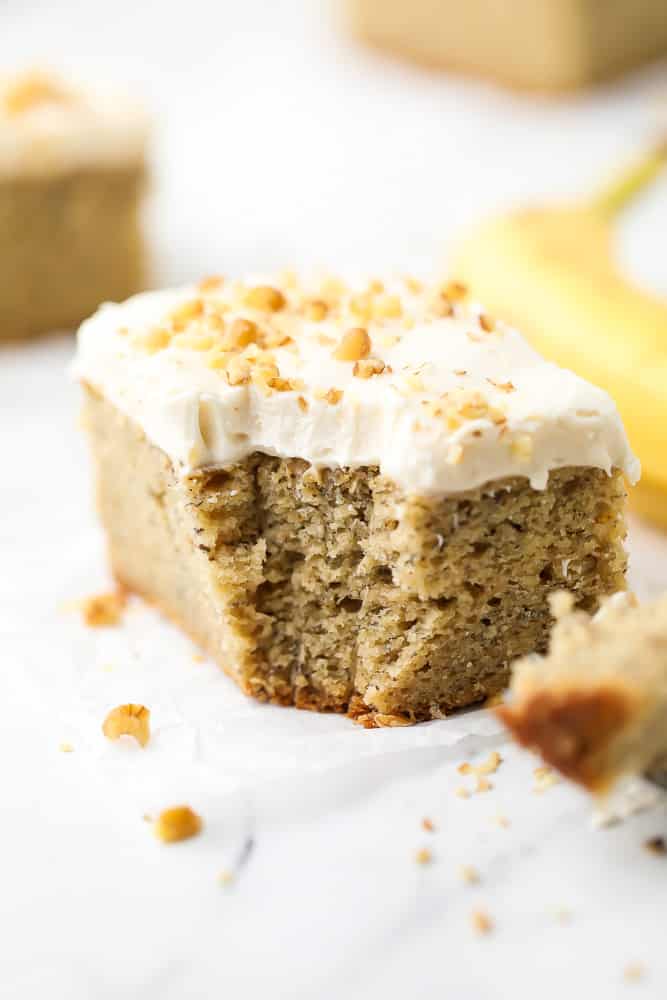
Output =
[{"x1": 0, "y1": 70, "x2": 148, "y2": 341}]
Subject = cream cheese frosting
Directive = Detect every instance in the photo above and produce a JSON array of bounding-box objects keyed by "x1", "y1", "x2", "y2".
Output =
[
  {"x1": 73, "y1": 274, "x2": 640, "y2": 497},
  {"x1": 0, "y1": 70, "x2": 148, "y2": 178}
]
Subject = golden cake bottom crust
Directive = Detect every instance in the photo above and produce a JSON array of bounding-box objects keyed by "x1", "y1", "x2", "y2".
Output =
[{"x1": 83, "y1": 386, "x2": 629, "y2": 723}]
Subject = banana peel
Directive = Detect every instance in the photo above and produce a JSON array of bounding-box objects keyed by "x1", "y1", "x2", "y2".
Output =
[{"x1": 452, "y1": 146, "x2": 667, "y2": 529}]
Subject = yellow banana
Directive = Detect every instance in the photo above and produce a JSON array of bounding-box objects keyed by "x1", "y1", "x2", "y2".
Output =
[{"x1": 452, "y1": 146, "x2": 667, "y2": 528}]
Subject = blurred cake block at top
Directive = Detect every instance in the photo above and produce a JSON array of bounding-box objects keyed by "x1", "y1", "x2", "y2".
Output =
[
  {"x1": 0, "y1": 71, "x2": 148, "y2": 341},
  {"x1": 345, "y1": 0, "x2": 667, "y2": 91}
]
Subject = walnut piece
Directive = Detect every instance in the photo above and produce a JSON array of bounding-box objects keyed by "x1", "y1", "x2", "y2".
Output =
[
  {"x1": 333, "y1": 327, "x2": 371, "y2": 362},
  {"x1": 80, "y1": 590, "x2": 127, "y2": 627},
  {"x1": 102, "y1": 703, "x2": 151, "y2": 747},
  {"x1": 154, "y1": 805, "x2": 203, "y2": 843}
]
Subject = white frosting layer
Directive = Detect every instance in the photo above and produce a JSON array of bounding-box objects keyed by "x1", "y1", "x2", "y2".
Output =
[
  {"x1": 73, "y1": 278, "x2": 640, "y2": 497},
  {"x1": 0, "y1": 72, "x2": 148, "y2": 178}
]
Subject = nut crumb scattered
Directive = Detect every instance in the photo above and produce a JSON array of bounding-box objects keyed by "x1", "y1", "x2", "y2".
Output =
[
  {"x1": 333, "y1": 327, "x2": 371, "y2": 362},
  {"x1": 102, "y1": 703, "x2": 151, "y2": 748},
  {"x1": 470, "y1": 909, "x2": 493, "y2": 934},
  {"x1": 421, "y1": 817, "x2": 436, "y2": 833},
  {"x1": 459, "y1": 864, "x2": 480, "y2": 884},
  {"x1": 644, "y1": 835, "x2": 666, "y2": 855},
  {"x1": 79, "y1": 590, "x2": 127, "y2": 627},
  {"x1": 491, "y1": 814, "x2": 510, "y2": 828},
  {"x1": 154, "y1": 806, "x2": 203, "y2": 844},
  {"x1": 415, "y1": 848, "x2": 433, "y2": 865}
]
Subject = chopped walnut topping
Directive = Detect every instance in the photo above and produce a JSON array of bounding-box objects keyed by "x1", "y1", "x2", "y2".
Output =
[
  {"x1": 333, "y1": 326, "x2": 371, "y2": 362},
  {"x1": 169, "y1": 298, "x2": 204, "y2": 331},
  {"x1": 131, "y1": 327, "x2": 172, "y2": 354},
  {"x1": 225, "y1": 356, "x2": 251, "y2": 386},
  {"x1": 244, "y1": 285, "x2": 286, "y2": 312},
  {"x1": 372, "y1": 294, "x2": 403, "y2": 320},
  {"x1": 404, "y1": 276, "x2": 423, "y2": 294},
  {"x1": 444, "y1": 281, "x2": 468, "y2": 302},
  {"x1": 3, "y1": 71, "x2": 74, "y2": 115},
  {"x1": 197, "y1": 275, "x2": 225, "y2": 293},
  {"x1": 459, "y1": 864, "x2": 480, "y2": 884},
  {"x1": 154, "y1": 806, "x2": 203, "y2": 844},
  {"x1": 471, "y1": 909, "x2": 493, "y2": 934},
  {"x1": 102, "y1": 703, "x2": 151, "y2": 747},
  {"x1": 221, "y1": 317, "x2": 258, "y2": 350},
  {"x1": 415, "y1": 848, "x2": 433, "y2": 865},
  {"x1": 172, "y1": 332, "x2": 216, "y2": 351},
  {"x1": 80, "y1": 590, "x2": 127, "y2": 627},
  {"x1": 432, "y1": 296, "x2": 455, "y2": 318},
  {"x1": 303, "y1": 299, "x2": 329, "y2": 321},
  {"x1": 353, "y1": 358, "x2": 386, "y2": 379}
]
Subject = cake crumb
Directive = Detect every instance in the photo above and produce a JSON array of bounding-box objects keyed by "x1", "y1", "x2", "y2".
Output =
[
  {"x1": 623, "y1": 962, "x2": 645, "y2": 983},
  {"x1": 421, "y1": 817, "x2": 436, "y2": 833},
  {"x1": 154, "y1": 806, "x2": 202, "y2": 844},
  {"x1": 491, "y1": 814, "x2": 510, "y2": 828},
  {"x1": 59, "y1": 742, "x2": 74, "y2": 753},
  {"x1": 533, "y1": 766, "x2": 561, "y2": 794},
  {"x1": 102, "y1": 703, "x2": 151, "y2": 748},
  {"x1": 644, "y1": 835, "x2": 666, "y2": 855},
  {"x1": 79, "y1": 589, "x2": 127, "y2": 627},
  {"x1": 459, "y1": 864, "x2": 480, "y2": 884},
  {"x1": 470, "y1": 909, "x2": 493, "y2": 934},
  {"x1": 415, "y1": 848, "x2": 433, "y2": 865}
]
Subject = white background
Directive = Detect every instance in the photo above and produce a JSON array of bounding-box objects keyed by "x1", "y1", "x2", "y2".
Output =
[{"x1": 2, "y1": 2, "x2": 667, "y2": 998}]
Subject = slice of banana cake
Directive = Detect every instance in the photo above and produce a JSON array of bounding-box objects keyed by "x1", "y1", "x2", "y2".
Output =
[
  {"x1": 73, "y1": 274, "x2": 638, "y2": 723},
  {"x1": 499, "y1": 593, "x2": 667, "y2": 792}
]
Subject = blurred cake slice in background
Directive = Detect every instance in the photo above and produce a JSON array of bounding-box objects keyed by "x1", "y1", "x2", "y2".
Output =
[
  {"x1": 0, "y1": 70, "x2": 149, "y2": 341},
  {"x1": 499, "y1": 592, "x2": 667, "y2": 794},
  {"x1": 345, "y1": 0, "x2": 667, "y2": 92}
]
